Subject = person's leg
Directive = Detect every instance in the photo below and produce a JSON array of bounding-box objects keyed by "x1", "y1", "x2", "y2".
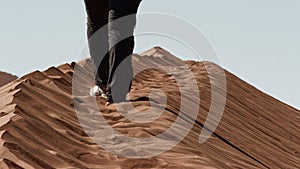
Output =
[
  {"x1": 106, "y1": 0, "x2": 142, "y2": 103},
  {"x1": 84, "y1": 0, "x2": 109, "y2": 88}
]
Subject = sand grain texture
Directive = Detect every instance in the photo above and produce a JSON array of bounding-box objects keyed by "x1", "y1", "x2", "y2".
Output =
[{"x1": 0, "y1": 47, "x2": 299, "y2": 168}]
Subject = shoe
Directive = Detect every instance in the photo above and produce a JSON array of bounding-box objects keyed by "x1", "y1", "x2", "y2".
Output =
[
  {"x1": 105, "y1": 95, "x2": 113, "y2": 106},
  {"x1": 105, "y1": 94, "x2": 130, "y2": 106},
  {"x1": 90, "y1": 85, "x2": 104, "y2": 97},
  {"x1": 105, "y1": 101, "x2": 112, "y2": 106}
]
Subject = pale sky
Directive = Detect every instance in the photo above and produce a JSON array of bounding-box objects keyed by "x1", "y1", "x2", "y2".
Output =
[{"x1": 0, "y1": 0, "x2": 299, "y2": 109}]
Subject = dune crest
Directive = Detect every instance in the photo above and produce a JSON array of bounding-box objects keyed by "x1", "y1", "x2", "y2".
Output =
[{"x1": 0, "y1": 47, "x2": 299, "y2": 168}]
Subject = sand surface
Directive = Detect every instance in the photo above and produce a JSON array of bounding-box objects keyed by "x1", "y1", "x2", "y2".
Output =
[
  {"x1": 0, "y1": 71, "x2": 17, "y2": 87},
  {"x1": 0, "y1": 47, "x2": 299, "y2": 168}
]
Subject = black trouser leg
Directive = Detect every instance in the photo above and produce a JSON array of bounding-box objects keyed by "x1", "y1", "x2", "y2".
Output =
[
  {"x1": 106, "y1": 0, "x2": 141, "y2": 102},
  {"x1": 84, "y1": 0, "x2": 109, "y2": 86}
]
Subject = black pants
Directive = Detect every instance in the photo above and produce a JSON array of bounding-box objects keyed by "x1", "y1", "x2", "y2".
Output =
[{"x1": 84, "y1": 0, "x2": 141, "y2": 102}]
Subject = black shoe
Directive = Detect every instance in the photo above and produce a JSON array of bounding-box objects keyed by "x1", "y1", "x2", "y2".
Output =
[{"x1": 105, "y1": 94, "x2": 128, "y2": 106}]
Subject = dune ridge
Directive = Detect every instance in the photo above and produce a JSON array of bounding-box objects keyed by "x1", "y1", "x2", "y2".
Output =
[{"x1": 0, "y1": 47, "x2": 299, "y2": 168}]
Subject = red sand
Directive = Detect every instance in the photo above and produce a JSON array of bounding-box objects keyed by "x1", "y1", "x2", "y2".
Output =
[
  {"x1": 0, "y1": 47, "x2": 299, "y2": 168},
  {"x1": 0, "y1": 71, "x2": 17, "y2": 87}
]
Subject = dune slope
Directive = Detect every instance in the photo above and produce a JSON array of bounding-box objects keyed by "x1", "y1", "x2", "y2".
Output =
[
  {"x1": 0, "y1": 47, "x2": 299, "y2": 168},
  {"x1": 0, "y1": 71, "x2": 17, "y2": 87}
]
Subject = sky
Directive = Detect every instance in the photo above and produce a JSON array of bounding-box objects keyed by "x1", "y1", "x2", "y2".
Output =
[{"x1": 0, "y1": 0, "x2": 299, "y2": 109}]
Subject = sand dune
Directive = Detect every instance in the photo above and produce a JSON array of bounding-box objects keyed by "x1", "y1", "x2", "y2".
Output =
[
  {"x1": 0, "y1": 71, "x2": 17, "y2": 87},
  {"x1": 0, "y1": 47, "x2": 299, "y2": 168}
]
